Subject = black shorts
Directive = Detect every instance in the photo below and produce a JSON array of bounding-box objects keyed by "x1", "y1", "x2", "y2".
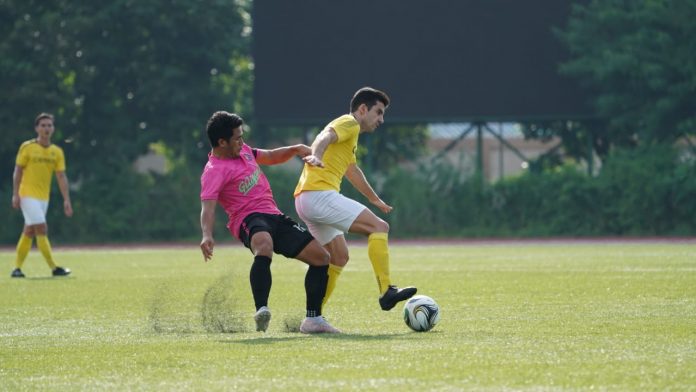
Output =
[{"x1": 238, "y1": 212, "x2": 314, "y2": 258}]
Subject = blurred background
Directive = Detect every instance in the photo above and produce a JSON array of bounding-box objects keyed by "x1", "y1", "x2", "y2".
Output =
[{"x1": 1, "y1": 0, "x2": 694, "y2": 244}]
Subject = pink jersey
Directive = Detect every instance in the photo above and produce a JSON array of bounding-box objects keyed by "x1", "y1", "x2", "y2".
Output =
[{"x1": 200, "y1": 144, "x2": 281, "y2": 238}]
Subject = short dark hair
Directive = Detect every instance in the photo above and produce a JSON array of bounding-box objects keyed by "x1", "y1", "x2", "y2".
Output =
[
  {"x1": 350, "y1": 87, "x2": 390, "y2": 113},
  {"x1": 34, "y1": 113, "x2": 54, "y2": 126},
  {"x1": 206, "y1": 111, "x2": 244, "y2": 147}
]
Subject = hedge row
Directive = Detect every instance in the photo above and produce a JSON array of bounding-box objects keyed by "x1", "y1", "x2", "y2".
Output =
[{"x1": 2, "y1": 146, "x2": 693, "y2": 245}]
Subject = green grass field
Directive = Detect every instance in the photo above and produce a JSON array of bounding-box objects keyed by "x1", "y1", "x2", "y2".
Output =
[{"x1": 1, "y1": 241, "x2": 695, "y2": 391}]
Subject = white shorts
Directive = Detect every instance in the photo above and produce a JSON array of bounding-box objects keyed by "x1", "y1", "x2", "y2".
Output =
[
  {"x1": 20, "y1": 197, "x2": 49, "y2": 225},
  {"x1": 295, "y1": 190, "x2": 366, "y2": 245}
]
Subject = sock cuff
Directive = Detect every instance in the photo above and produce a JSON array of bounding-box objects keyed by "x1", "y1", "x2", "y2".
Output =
[
  {"x1": 368, "y1": 232, "x2": 388, "y2": 242},
  {"x1": 254, "y1": 255, "x2": 272, "y2": 264},
  {"x1": 328, "y1": 264, "x2": 343, "y2": 273}
]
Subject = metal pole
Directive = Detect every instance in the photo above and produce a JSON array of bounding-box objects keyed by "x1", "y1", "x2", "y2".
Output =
[
  {"x1": 498, "y1": 123, "x2": 504, "y2": 180},
  {"x1": 587, "y1": 129, "x2": 594, "y2": 175},
  {"x1": 476, "y1": 122, "x2": 484, "y2": 181}
]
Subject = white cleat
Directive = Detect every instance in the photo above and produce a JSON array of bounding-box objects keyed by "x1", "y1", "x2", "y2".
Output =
[
  {"x1": 254, "y1": 306, "x2": 271, "y2": 332},
  {"x1": 299, "y1": 316, "x2": 341, "y2": 334}
]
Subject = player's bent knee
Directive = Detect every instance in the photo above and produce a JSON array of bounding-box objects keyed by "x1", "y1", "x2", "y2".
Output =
[
  {"x1": 331, "y1": 253, "x2": 349, "y2": 267},
  {"x1": 309, "y1": 251, "x2": 330, "y2": 267},
  {"x1": 311, "y1": 242, "x2": 330, "y2": 265},
  {"x1": 318, "y1": 249, "x2": 330, "y2": 265},
  {"x1": 370, "y1": 219, "x2": 389, "y2": 234},
  {"x1": 297, "y1": 242, "x2": 330, "y2": 266},
  {"x1": 254, "y1": 243, "x2": 274, "y2": 256},
  {"x1": 250, "y1": 233, "x2": 274, "y2": 256},
  {"x1": 306, "y1": 245, "x2": 330, "y2": 266}
]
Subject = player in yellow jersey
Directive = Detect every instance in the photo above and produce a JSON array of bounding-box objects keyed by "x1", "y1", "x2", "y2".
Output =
[
  {"x1": 10, "y1": 113, "x2": 73, "y2": 278},
  {"x1": 294, "y1": 87, "x2": 416, "y2": 311}
]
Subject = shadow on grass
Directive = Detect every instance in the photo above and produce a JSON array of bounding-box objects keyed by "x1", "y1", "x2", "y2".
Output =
[
  {"x1": 302, "y1": 332, "x2": 416, "y2": 341},
  {"x1": 14, "y1": 276, "x2": 74, "y2": 281},
  {"x1": 218, "y1": 335, "x2": 303, "y2": 344},
  {"x1": 219, "y1": 331, "x2": 416, "y2": 345}
]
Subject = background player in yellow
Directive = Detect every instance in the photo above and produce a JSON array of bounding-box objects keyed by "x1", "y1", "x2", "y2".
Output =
[
  {"x1": 294, "y1": 87, "x2": 416, "y2": 311},
  {"x1": 11, "y1": 113, "x2": 73, "y2": 278}
]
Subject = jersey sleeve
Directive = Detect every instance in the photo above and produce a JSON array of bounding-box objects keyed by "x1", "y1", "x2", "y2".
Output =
[
  {"x1": 15, "y1": 143, "x2": 29, "y2": 167},
  {"x1": 200, "y1": 165, "x2": 224, "y2": 201},
  {"x1": 331, "y1": 116, "x2": 359, "y2": 143},
  {"x1": 55, "y1": 147, "x2": 66, "y2": 171}
]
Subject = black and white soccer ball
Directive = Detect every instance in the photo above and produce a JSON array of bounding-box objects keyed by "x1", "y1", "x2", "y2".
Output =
[{"x1": 403, "y1": 295, "x2": 440, "y2": 332}]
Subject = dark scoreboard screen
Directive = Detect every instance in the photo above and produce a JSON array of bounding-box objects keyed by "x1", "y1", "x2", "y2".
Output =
[{"x1": 253, "y1": 0, "x2": 589, "y2": 124}]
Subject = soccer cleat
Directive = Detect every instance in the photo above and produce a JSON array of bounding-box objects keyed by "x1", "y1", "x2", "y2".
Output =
[
  {"x1": 379, "y1": 285, "x2": 417, "y2": 311},
  {"x1": 254, "y1": 306, "x2": 272, "y2": 332},
  {"x1": 11, "y1": 268, "x2": 25, "y2": 278},
  {"x1": 52, "y1": 267, "x2": 71, "y2": 277},
  {"x1": 299, "y1": 316, "x2": 341, "y2": 334}
]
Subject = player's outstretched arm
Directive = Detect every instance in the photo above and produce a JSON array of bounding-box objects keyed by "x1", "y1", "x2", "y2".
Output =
[
  {"x1": 303, "y1": 127, "x2": 338, "y2": 168},
  {"x1": 345, "y1": 164, "x2": 393, "y2": 214},
  {"x1": 200, "y1": 200, "x2": 217, "y2": 261},
  {"x1": 255, "y1": 144, "x2": 311, "y2": 166}
]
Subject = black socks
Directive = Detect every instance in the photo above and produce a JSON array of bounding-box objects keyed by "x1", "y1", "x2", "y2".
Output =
[
  {"x1": 249, "y1": 255, "x2": 272, "y2": 310},
  {"x1": 305, "y1": 264, "x2": 329, "y2": 317}
]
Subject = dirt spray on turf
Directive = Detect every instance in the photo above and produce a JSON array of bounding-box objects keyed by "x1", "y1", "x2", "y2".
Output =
[
  {"x1": 148, "y1": 271, "x2": 247, "y2": 334},
  {"x1": 283, "y1": 316, "x2": 302, "y2": 333},
  {"x1": 148, "y1": 282, "x2": 197, "y2": 334},
  {"x1": 201, "y1": 271, "x2": 247, "y2": 333}
]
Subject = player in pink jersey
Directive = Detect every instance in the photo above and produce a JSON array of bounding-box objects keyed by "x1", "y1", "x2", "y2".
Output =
[{"x1": 199, "y1": 111, "x2": 340, "y2": 334}]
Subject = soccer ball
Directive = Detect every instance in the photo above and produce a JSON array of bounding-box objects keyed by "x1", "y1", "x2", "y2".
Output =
[{"x1": 403, "y1": 295, "x2": 440, "y2": 332}]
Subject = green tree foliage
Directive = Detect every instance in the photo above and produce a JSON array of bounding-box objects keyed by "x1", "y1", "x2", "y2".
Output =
[
  {"x1": 557, "y1": 0, "x2": 696, "y2": 149},
  {"x1": 5, "y1": 0, "x2": 249, "y2": 174},
  {"x1": 1, "y1": 0, "x2": 252, "y2": 243}
]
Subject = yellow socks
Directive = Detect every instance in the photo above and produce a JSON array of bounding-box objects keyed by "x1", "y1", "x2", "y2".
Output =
[
  {"x1": 36, "y1": 235, "x2": 57, "y2": 270},
  {"x1": 322, "y1": 263, "x2": 343, "y2": 308},
  {"x1": 321, "y1": 232, "x2": 392, "y2": 306},
  {"x1": 15, "y1": 234, "x2": 33, "y2": 269},
  {"x1": 368, "y1": 232, "x2": 392, "y2": 295}
]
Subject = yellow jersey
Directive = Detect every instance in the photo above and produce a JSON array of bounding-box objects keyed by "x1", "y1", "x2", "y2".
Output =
[
  {"x1": 15, "y1": 139, "x2": 66, "y2": 201},
  {"x1": 294, "y1": 114, "x2": 359, "y2": 196}
]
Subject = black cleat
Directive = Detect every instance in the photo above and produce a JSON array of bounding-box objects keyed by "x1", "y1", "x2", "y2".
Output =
[
  {"x1": 379, "y1": 285, "x2": 417, "y2": 311},
  {"x1": 11, "y1": 268, "x2": 25, "y2": 278},
  {"x1": 52, "y1": 267, "x2": 71, "y2": 277}
]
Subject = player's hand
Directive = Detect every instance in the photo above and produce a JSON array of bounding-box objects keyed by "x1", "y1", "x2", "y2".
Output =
[
  {"x1": 303, "y1": 155, "x2": 324, "y2": 168},
  {"x1": 11, "y1": 195, "x2": 20, "y2": 209},
  {"x1": 294, "y1": 144, "x2": 312, "y2": 158},
  {"x1": 200, "y1": 237, "x2": 215, "y2": 261},
  {"x1": 372, "y1": 199, "x2": 393, "y2": 214},
  {"x1": 64, "y1": 200, "x2": 73, "y2": 217}
]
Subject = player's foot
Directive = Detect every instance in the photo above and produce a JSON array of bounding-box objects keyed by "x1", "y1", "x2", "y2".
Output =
[
  {"x1": 11, "y1": 268, "x2": 25, "y2": 278},
  {"x1": 299, "y1": 316, "x2": 341, "y2": 334},
  {"x1": 52, "y1": 267, "x2": 71, "y2": 277},
  {"x1": 254, "y1": 306, "x2": 271, "y2": 332},
  {"x1": 379, "y1": 285, "x2": 417, "y2": 311}
]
